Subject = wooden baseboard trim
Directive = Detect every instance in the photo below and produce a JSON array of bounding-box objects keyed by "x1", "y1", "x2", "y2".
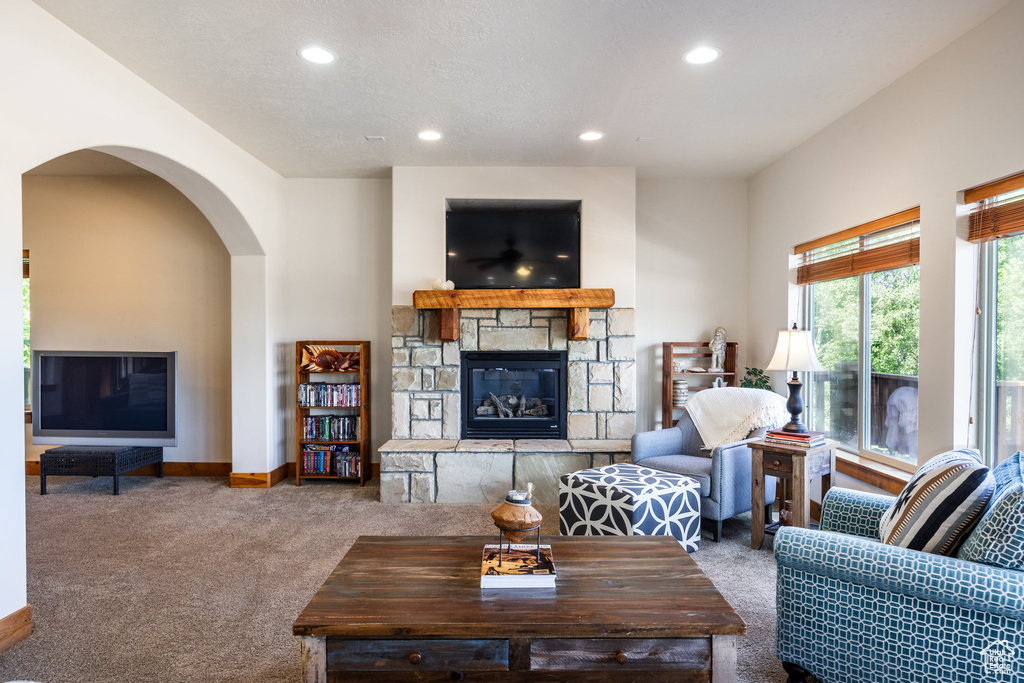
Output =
[
  {"x1": 26, "y1": 460, "x2": 379, "y2": 486},
  {"x1": 230, "y1": 463, "x2": 289, "y2": 488},
  {"x1": 0, "y1": 604, "x2": 31, "y2": 654},
  {"x1": 269, "y1": 463, "x2": 288, "y2": 487},
  {"x1": 25, "y1": 461, "x2": 231, "y2": 477}
]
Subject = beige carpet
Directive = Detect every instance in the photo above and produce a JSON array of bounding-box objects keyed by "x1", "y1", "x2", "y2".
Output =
[{"x1": 1, "y1": 475, "x2": 787, "y2": 683}]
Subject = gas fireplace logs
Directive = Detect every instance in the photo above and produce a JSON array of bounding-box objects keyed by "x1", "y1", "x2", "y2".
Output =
[{"x1": 477, "y1": 393, "x2": 549, "y2": 418}]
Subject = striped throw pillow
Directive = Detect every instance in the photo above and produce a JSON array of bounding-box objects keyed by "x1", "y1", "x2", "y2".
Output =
[{"x1": 879, "y1": 449, "x2": 995, "y2": 556}]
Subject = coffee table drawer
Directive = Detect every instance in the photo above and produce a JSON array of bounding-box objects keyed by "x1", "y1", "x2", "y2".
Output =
[
  {"x1": 326, "y1": 638, "x2": 509, "y2": 672},
  {"x1": 530, "y1": 638, "x2": 710, "y2": 671}
]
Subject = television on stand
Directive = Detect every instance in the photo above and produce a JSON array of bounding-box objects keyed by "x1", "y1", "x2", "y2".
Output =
[{"x1": 31, "y1": 350, "x2": 177, "y2": 447}]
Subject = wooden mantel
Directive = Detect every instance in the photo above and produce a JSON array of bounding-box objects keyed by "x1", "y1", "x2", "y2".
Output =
[{"x1": 412, "y1": 288, "x2": 615, "y2": 342}]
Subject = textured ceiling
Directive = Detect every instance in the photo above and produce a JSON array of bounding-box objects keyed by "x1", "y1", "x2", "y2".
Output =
[{"x1": 31, "y1": 0, "x2": 1010, "y2": 179}]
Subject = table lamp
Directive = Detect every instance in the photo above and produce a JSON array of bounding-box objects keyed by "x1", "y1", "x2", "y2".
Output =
[{"x1": 765, "y1": 323, "x2": 823, "y2": 433}]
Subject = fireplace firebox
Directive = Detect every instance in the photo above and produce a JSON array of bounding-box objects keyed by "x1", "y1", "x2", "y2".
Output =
[{"x1": 460, "y1": 351, "x2": 567, "y2": 439}]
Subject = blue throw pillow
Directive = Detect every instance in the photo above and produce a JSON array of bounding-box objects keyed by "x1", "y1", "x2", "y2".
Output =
[{"x1": 957, "y1": 451, "x2": 1024, "y2": 569}]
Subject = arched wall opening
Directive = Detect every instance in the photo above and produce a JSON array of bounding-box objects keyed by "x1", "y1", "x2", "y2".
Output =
[
  {"x1": 23, "y1": 150, "x2": 232, "y2": 469},
  {"x1": 18, "y1": 145, "x2": 272, "y2": 478}
]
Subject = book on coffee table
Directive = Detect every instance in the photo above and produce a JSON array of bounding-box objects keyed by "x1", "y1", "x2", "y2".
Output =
[{"x1": 481, "y1": 544, "x2": 556, "y2": 588}]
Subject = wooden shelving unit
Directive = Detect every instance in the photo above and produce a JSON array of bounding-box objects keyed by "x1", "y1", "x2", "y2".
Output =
[
  {"x1": 662, "y1": 341, "x2": 738, "y2": 428},
  {"x1": 294, "y1": 340, "x2": 370, "y2": 486}
]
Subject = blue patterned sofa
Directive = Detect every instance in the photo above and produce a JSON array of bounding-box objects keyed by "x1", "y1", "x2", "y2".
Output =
[{"x1": 775, "y1": 487, "x2": 1024, "y2": 682}]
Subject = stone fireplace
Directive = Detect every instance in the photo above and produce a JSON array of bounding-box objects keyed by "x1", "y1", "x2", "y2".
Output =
[{"x1": 382, "y1": 304, "x2": 635, "y2": 505}]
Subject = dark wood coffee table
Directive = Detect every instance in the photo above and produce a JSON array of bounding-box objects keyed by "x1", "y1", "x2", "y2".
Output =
[{"x1": 293, "y1": 535, "x2": 744, "y2": 682}]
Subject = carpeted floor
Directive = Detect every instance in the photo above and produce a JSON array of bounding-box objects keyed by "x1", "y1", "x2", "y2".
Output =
[{"x1": 1, "y1": 475, "x2": 787, "y2": 683}]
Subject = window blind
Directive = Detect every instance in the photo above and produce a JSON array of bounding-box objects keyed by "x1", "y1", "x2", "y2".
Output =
[
  {"x1": 965, "y1": 171, "x2": 1024, "y2": 243},
  {"x1": 22, "y1": 250, "x2": 28, "y2": 278},
  {"x1": 795, "y1": 208, "x2": 920, "y2": 285}
]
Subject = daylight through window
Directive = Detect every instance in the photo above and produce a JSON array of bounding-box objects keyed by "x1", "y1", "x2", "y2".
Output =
[{"x1": 798, "y1": 209, "x2": 921, "y2": 467}]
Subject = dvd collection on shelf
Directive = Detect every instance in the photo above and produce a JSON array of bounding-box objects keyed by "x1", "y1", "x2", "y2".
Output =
[
  {"x1": 301, "y1": 444, "x2": 360, "y2": 477},
  {"x1": 480, "y1": 544, "x2": 556, "y2": 588},
  {"x1": 765, "y1": 429, "x2": 826, "y2": 449},
  {"x1": 301, "y1": 415, "x2": 359, "y2": 441},
  {"x1": 297, "y1": 382, "x2": 360, "y2": 408}
]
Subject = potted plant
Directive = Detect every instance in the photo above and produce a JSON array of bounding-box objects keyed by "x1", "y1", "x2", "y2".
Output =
[{"x1": 740, "y1": 367, "x2": 772, "y2": 390}]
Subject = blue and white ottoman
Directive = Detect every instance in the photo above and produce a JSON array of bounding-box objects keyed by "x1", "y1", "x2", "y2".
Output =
[{"x1": 558, "y1": 463, "x2": 702, "y2": 552}]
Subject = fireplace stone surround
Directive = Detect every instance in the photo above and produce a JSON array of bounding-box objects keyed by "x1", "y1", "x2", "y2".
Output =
[{"x1": 382, "y1": 305, "x2": 636, "y2": 504}]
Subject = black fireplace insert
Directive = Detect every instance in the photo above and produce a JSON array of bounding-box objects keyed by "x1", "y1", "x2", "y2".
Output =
[{"x1": 460, "y1": 351, "x2": 567, "y2": 439}]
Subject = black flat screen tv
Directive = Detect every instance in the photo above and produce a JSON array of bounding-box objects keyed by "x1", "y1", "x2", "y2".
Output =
[
  {"x1": 446, "y1": 210, "x2": 581, "y2": 289},
  {"x1": 32, "y1": 350, "x2": 177, "y2": 447}
]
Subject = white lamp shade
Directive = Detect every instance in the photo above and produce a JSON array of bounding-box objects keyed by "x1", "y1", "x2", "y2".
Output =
[{"x1": 765, "y1": 328, "x2": 824, "y2": 373}]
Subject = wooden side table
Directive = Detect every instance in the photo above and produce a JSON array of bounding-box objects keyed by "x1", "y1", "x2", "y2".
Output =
[{"x1": 750, "y1": 439, "x2": 836, "y2": 550}]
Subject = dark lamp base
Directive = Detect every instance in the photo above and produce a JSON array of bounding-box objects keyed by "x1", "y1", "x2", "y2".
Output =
[{"x1": 782, "y1": 375, "x2": 808, "y2": 434}]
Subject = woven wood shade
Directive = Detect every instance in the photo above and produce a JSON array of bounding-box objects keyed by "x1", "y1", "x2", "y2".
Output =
[
  {"x1": 968, "y1": 193, "x2": 1024, "y2": 244},
  {"x1": 964, "y1": 170, "x2": 1024, "y2": 205},
  {"x1": 796, "y1": 210, "x2": 920, "y2": 285}
]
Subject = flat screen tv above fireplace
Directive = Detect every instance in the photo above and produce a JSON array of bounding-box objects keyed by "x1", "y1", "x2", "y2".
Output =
[{"x1": 446, "y1": 208, "x2": 581, "y2": 289}]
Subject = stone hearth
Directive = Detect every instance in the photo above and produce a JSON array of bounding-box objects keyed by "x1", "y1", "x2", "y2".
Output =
[
  {"x1": 378, "y1": 438, "x2": 632, "y2": 505},
  {"x1": 385, "y1": 305, "x2": 636, "y2": 503}
]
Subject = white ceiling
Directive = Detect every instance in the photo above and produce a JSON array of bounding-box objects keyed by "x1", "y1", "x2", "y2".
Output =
[{"x1": 31, "y1": 0, "x2": 1010, "y2": 179}]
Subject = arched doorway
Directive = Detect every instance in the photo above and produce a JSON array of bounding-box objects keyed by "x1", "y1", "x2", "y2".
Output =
[{"x1": 20, "y1": 145, "x2": 271, "y2": 479}]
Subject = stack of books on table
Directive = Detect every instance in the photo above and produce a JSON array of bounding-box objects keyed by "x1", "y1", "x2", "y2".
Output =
[
  {"x1": 480, "y1": 544, "x2": 556, "y2": 588},
  {"x1": 765, "y1": 429, "x2": 826, "y2": 449}
]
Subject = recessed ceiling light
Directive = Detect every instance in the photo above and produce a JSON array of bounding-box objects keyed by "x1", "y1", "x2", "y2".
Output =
[
  {"x1": 684, "y1": 46, "x2": 721, "y2": 65},
  {"x1": 579, "y1": 131, "x2": 604, "y2": 141},
  {"x1": 299, "y1": 46, "x2": 336, "y2": 64},
  {"x1": 418, "y1": 130, "x2": 443, "y2": 141}
]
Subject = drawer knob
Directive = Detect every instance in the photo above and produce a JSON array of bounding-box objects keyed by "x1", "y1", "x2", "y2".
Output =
[
  {"x1": 615, "y1": 650, "x2": 629, "y2": 665},
  {"x1": 773, "y1": 459, "x2": 781, "y2": 466},
  {"x1": 409, "y1": 652, "x2": 422, "y2": 665}
]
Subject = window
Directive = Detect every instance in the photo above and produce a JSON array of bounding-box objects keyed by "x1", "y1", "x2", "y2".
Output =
[
  {"x1": 23, "y1": 250, "x2": 30, "y2": 413},
  {"x1": 968, "y1": 172, "x2": 1024, "y2": 467},
  {"x1": 798, "y1": 209, "x2": 921, "y2": 468}
]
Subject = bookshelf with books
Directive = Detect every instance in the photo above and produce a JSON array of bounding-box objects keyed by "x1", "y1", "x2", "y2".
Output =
[{"x1": 294, "y1": 340, "x2": 371, "y2": 486}]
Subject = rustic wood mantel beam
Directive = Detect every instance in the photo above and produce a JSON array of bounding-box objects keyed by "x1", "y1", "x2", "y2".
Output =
[{"x1": 412, "y1": 288, "x2": 615, "y2": 342}]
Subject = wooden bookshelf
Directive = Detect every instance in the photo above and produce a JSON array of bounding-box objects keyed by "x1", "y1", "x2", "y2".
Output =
[
  {"x1": 294, "y1": 341, "x2": 371, "y2": 486},
  {"x1": 662, "y1": 341, "x2": 737, "y2": 428}
]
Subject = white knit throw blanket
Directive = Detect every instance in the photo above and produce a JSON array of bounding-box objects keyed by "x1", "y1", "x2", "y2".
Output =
[{"x1": 685, "y1": 387, "x2": 789, "y2": 450}]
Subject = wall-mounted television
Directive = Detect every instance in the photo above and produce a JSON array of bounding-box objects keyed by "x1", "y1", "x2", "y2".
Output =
[
  {"x1": 446, "y1": 206, "x2": 581, "y2": 289},
  {"x1": 32, "y1": 350, "x2": 177, "y2": 447}
]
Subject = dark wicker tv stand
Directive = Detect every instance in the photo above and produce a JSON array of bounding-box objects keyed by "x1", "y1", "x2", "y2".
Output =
[{"x1": 40, "y1": 446, "x2": 163, "y2": 495}]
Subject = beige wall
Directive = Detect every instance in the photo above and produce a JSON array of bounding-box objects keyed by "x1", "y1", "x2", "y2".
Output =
[
  {"x1": 748, "y1": 0, "x2": 1024, "y2": 463},
  {"x1": 273, "y1": 179, "x2": 393, "y2": 464},
  {"x1": 391, "y1": 167, "x2": 637, "y2": 307},
  {"x1": 23, "y1": 176, "x2": 231, "y2": 463},
  {"x1": 635, "y1": 179, "x2": 750, "y2": 431}
]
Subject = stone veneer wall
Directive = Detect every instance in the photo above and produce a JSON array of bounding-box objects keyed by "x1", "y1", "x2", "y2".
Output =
[{"x1": 390, "y1": 306, "x2": 636, "y2": 440}]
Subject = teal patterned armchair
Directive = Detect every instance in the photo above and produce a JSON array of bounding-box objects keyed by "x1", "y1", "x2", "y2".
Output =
[{"x1": 774, "y1": 487, "x2": 1024, "y2": 682}]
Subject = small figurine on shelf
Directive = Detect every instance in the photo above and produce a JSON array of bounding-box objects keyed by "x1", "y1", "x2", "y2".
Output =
[
  {"x1": 301, "y1": 345, "x2": 359, "y2": 372},
  {"x1": 708, "y1": 326, "x2": 728, "y2": 373}
]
